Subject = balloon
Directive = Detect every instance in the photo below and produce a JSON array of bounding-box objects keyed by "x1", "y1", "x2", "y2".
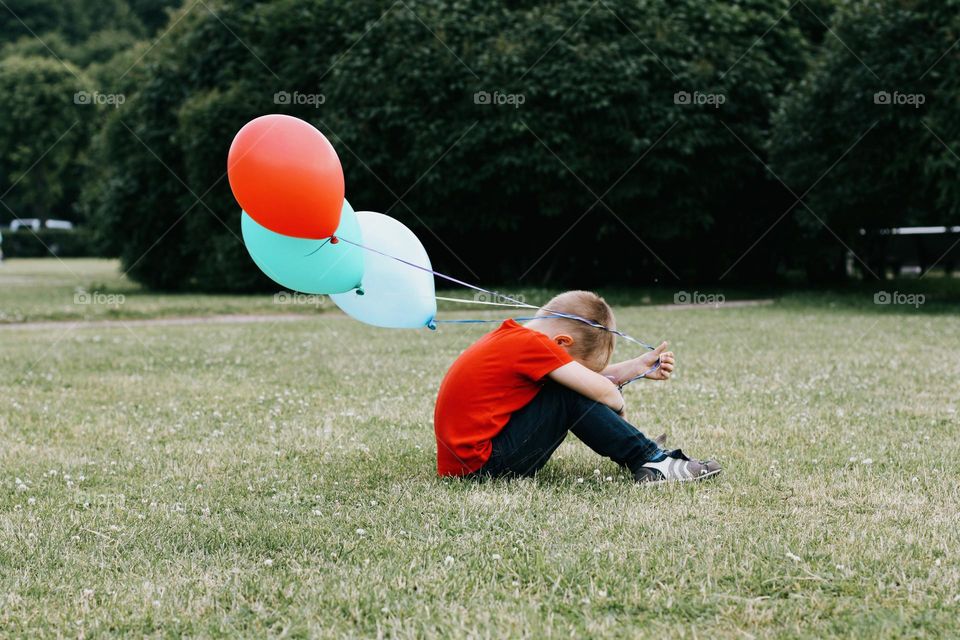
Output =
[
  {"x1": 228, "y1": 114, "x2": 344, "y2": 239},
  {"x1": 241, "y1": 199, "x2": 364, "y2": 294},
  {"x1": 331, "y1": 212, "x2": 436, "y2": 329}
]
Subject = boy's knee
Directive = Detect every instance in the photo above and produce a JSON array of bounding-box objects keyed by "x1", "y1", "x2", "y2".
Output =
[{"x1": 546, "y1": 381, "x2": 609, "y2": 412}]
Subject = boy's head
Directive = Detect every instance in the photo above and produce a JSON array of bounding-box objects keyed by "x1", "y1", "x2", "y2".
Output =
[{"x1": 531, "y1": 290, "x2": 616, "y2": 372}]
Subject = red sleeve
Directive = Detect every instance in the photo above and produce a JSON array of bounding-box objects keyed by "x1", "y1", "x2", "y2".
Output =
[{"x1": 512, "y1": 330, "x2": 574, "y2": 382}]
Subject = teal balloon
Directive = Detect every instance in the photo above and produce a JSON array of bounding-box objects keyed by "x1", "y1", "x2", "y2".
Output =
[
  {"x1": 331, "y1": 211, "x2": 436, "y2": 329},
  {"x1": 241, "y1": 200, "x2": 364, "y2": 294}
]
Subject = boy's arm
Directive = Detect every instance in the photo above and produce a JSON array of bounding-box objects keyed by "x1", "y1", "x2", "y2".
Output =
[
  {"x1": 548, "y1": 361, "x2": 625, "y2": 414},
  {"x1": 601, "y1": 341, "x2": 674, "y2": 385}
]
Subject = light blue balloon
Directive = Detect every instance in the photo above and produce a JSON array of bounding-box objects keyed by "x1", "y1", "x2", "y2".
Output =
[
  {"x1": 331, "y1": 211, "x2": 436, "y2": 329},
  {"x1": 241, "y1": 199, "x2": 363, "y2": 294}
]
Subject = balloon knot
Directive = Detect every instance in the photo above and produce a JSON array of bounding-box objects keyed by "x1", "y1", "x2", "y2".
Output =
[
  {"x1": 330, "y1": 235, "x2": 339, "y2": 244},
  {"x1": 427, "y1": 319, "x2": 437, "y2": 331},
  {"x1": 356, "y1": 287, "x2": 365, "y2": 296}
]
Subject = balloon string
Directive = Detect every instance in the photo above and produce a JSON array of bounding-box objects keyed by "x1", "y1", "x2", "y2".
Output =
[
  {"x1": 337, "y1": 235, "x2": 660, "y2": 387},
  {"x1": 435, "y1": 295, "x2": 532, "y2": 308},
  {"x1": 336, "y1": 236, "x2": 538, "y2": 309},
  {"x1": 432, "y1": 314, "x2": 660, "y2": 387}
]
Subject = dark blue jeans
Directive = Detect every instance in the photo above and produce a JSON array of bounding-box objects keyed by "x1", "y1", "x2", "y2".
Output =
[{"x1": 474, "y1": 382, "x2": 662, "y2": 478}]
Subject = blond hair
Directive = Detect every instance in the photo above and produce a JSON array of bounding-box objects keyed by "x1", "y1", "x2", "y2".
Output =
[{"x1": 538, "y1": 290, "x2": 616, "y2": 371}]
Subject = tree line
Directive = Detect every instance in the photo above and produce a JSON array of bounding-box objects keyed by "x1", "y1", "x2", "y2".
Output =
[{"x1": 1, "y1": 0, "x2": 958, "y2": 288}]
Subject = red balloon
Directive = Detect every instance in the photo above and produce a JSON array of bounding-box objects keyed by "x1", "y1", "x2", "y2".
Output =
[{"x1": 227, "y1": 115, "x2": 344, "y2": 239}]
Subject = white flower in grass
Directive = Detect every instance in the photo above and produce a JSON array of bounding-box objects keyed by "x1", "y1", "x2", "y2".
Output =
[
  {"x1": 312, "y1": 509, "x2": 322, "y2": 516},
  {"x1": 862, "y1": 458, "x2": 873, "y2": 465},
  {"x1": 444, "y1": 555, "x2": 454, "y2": 566},
  {"x1": 786, "y1": 551, "x2": 802, "y2": 563},
  {"x1": 27, "y1": 497, "x2": 36, "y2": 505},
  {"x1": 263, "y1": 559, "x2": 274, "y2": 567},
  {"x1": 576, "y1": 478, "x2": 584, "y2": 484},
  {"x1": 848, "y1": 457, "x2": 857, "y2": 463},
  {"x1": 356, "y1": 528, "x2": 367, "y2": 536},
  {"x1": 492, "y1": 553, "x2": 502, "y2": 560}
]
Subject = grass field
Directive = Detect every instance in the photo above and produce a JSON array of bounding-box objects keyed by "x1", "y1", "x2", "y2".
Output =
[{"x1": 1, "y1": 259, "x2": 959, "y2": 638}]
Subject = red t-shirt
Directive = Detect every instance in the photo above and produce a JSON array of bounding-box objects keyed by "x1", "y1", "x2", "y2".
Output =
[{"x1": 434, "y1": 319, "x2": 573, "y2": 475}]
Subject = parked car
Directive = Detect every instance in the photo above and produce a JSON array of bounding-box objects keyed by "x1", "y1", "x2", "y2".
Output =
[
  {"x1": 7, "y1": 218, "x2": 75, "y2": 231},
  {"x1": 9, "y1": 218, "x2": 41, "y2": 232},
  {"x1": 44, "y1": 219, "x2": 74, "y2": 230}
]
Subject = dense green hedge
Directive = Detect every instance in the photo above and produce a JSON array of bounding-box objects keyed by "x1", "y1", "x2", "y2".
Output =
[
  {"x1": 770, "y1": 0, "x2": 960, "y2": 281},
  {"x1": 1, "y1": 228, "x2": 96, "y2": 257},
  {"x1": 84, "y1": 0, "x2": 815, "y2": 290}
]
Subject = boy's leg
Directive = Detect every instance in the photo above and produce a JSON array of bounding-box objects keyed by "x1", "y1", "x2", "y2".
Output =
[{"x1": 477, "y1": 382, "x2": 662, "y2": 478}]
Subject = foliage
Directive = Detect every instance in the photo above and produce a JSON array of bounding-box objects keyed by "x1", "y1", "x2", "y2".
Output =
[
  {"x1": 0, "y1": 227, "x2": 95, "y2": 257},
  {"x1": 84, "y1": 0, "x2": 814, "y2": 290},
  {"x1": 0, "y1": 56, "x2": 91, "y2": 226},
  {"x1": 0, "y1": 0, "x2": 143, "y2": 44},
  {"x1": 770, "y1": 0, "x2": 960, "y2": 281}
]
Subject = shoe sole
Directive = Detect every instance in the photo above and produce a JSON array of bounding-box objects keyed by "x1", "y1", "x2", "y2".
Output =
[{"x1": 640, "y1": 468, "x2": 722, "y2": 485}]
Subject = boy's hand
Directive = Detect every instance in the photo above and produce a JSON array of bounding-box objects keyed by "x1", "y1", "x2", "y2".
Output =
[
  {"x1": 600, "y1": 342, "x2": 676, "y2": 386},
  {"x1": 640, "y1": 341, "x2": 674, "y2": 381}
]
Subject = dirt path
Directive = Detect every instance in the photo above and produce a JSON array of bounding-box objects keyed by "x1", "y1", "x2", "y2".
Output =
[
  {"x1": 0, "y1": 299, "x2": 776, "y2": 331},
  {"x1": 657, "y1": 299, "x2": 775, "y2": 311}
]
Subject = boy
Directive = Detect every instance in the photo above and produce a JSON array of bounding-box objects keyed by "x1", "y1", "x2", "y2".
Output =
[{"x1": 434, "y1": 291, "x2": 720, "y2": 483}]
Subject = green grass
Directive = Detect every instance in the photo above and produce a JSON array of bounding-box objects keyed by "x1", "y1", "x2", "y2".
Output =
[
  {"x1": 0, "y1": 258, "x2": 328, "y2": 323},
  {"x1": 1, "y1": 259, "x2": 959, "y2": 638}
]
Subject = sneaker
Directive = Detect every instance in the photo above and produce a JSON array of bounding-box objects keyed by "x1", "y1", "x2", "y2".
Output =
[{"x1": 634, "y1": 449, "x2": 721, "y2": 484}]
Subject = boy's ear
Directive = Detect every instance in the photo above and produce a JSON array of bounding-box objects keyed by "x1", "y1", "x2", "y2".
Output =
[{"x1": 553, "y1": 334, "x2": 574, "y2": 347}]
